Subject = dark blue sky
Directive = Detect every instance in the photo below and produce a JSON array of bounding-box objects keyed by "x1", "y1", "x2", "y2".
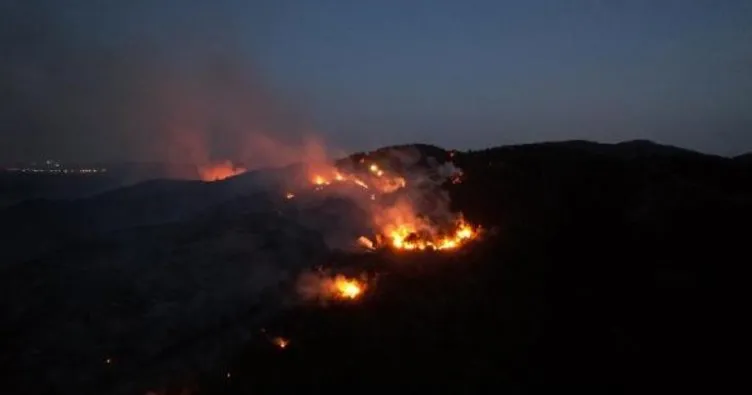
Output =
[{"x1": 2, "y1": 0, "x2": 751, "y2": 162}]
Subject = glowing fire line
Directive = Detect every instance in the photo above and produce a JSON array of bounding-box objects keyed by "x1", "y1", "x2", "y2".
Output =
[{"x1": 304, "y1": 159, "x2": 477, "y2": 252}]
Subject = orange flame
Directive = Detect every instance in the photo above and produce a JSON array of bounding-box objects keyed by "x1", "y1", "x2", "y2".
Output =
[
  {"x1": 198, "y1": 160, "x2": 246, "y2": 181},
  {"x1": 313, "y1": 175, "x2": 329, "y2": 186},
  {"x1": 358, "y1": 236, "x2": 375, "y2": 250},
  {"x1": 332, "y1": 275, "x2": 365, "y2": 300},
  {"x1": 297, "y1": 271, "x2": 368, "y2": 302},
  {"x1": 380, "y1": 208, "x2": 478, "y2": 252},
  {"x1": 303, "y1": 156, "x2": 478, "y2": 253}
]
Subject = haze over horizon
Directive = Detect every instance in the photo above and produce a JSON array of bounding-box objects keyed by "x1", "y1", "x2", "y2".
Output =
[{"x1": 2, "y1": 0, "x2": 751, "y2": 164}]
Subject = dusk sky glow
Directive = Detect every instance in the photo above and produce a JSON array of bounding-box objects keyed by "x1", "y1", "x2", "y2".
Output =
[{"x1": 2, "y1": 0, "x2": 751, "y2": 162}]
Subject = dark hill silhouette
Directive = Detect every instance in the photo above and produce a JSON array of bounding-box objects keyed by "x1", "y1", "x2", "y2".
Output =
[
  {"x1": 0, "y1": 140, "x2": 748, "y2": 394},
  {"x1": 735, "y1": 152, "x2": 752, "y2": 165},
  {"x1": 203, "y1": 140, "x2": 750, "y2": 394}
]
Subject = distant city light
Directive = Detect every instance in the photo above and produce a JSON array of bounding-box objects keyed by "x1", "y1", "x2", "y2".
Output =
[{"x1": 2, "y1": 160, "x2": 107, "y2": 175}]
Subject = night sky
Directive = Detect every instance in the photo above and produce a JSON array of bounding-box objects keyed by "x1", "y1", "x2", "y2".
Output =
[{"x1": 2, "y1": 0, "x2": 751, "y2": 163}]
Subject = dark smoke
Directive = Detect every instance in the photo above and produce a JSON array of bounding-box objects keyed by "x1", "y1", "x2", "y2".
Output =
[{"x1": 0, "y1": 0, "x2": 313, "y2": 169}]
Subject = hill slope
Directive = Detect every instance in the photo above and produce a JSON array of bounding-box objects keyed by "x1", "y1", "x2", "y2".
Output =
[{"x1": 1, "y1": 140, "x2": 749, "y2": 394}]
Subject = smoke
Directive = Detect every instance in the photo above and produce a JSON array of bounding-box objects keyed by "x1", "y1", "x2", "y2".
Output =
[{"x1": 0, "y1": 1, "x2": 327, "y2": 174}]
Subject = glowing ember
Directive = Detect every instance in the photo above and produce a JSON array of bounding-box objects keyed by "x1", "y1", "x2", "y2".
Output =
[
  {"x1": 272, "y1": 337, "x2": 289, "y2": 349},
  {"x1": 313, "y1": 175, "x2": 329, "y2": 186},
  {"x1": 354, "y1": 178, "x2": 369, "y2": 189}
]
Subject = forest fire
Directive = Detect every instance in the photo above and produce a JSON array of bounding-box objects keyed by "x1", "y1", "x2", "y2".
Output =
[
  {"x1": 198, "y1": 160, "x2": 246, "y2": 181},
  {"x1": 313, "y1": 175, "x2": 329, "y2": 186},
  {"x1": 332, "y1": 275, "x2": 365, "y2": 299},
  {"x1": 307, "y1": 170, "x2": 369, "y2": 191},
  {"x1": 297, "y1": 271, "x2": 368, "y2": 302},
  {"x1": 386, "y1": 219, "x2": 477, "y2": 251},
  {"x1": 301, "y1": 153, "x2": 479, "y2": 253}
]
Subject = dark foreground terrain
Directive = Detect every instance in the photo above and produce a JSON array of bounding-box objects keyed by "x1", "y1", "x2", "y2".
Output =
[{"x1": 1, "y1": 140, "x2": 749, "y2": 394}]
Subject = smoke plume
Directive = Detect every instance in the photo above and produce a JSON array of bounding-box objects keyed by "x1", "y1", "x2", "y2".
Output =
[{"x1": 0, "y1": 1, "x2": 324, "y2": 175}]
